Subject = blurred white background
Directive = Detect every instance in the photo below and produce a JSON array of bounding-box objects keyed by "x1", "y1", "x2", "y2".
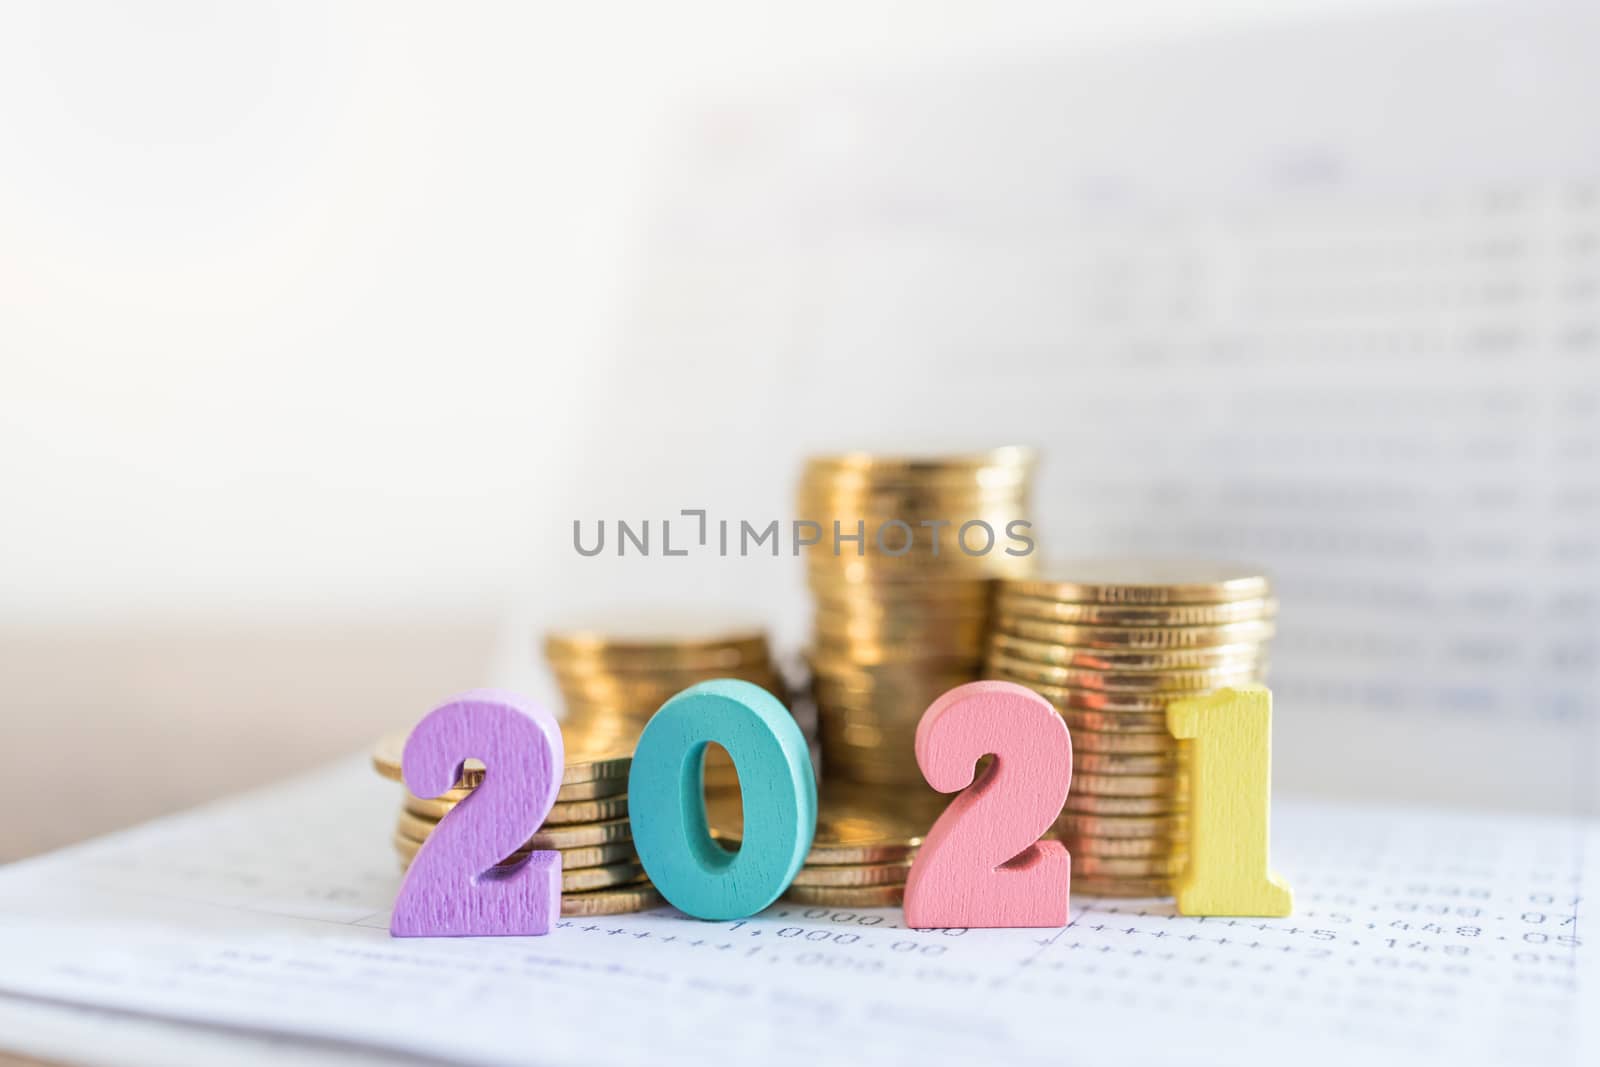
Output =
[{"x1": 2, "y1": 0, "x2": 1594, "y2": 859}]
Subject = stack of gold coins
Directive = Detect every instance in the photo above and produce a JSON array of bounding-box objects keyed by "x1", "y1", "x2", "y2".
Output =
[
  {"x1": 371, "y1": 731, "x2": 664, "y2": 916},
  {"x1": 800, "y1": 448, "x2": 1037, "y2": 785},
  {"x1": 706, "y1": 782, "x2": 945, "y2": 907},
  {"x1": 985, "y1": 561, "x2": 1276, "y2": 898},
  {"x1": 543, "y1": 624, "x2": 793, "y2": 789}
]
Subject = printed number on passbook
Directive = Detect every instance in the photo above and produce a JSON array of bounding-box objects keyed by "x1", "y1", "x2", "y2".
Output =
[
  {"x1": 904, "y1": 680, "x2": 1073, "y2": 929},
  {"x1": 390, "y1": 689, "x2": 565, "y2": 937}
]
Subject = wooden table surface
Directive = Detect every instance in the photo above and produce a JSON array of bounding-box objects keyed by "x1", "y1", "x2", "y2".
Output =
[{"x1": 0, "y1": 615, "x2": 497, "y2": 863}]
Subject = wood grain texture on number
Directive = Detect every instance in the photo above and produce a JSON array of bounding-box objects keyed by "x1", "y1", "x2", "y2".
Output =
[
  {"x1": 1166, "y1": 685, "x2": 1293, "y2": 917},
  {"x1": 904, "y1": 680, "x2": 1072, "y2": 929},
  {"x1": 390, "y1": 688, "x2": 565, "y2": 937},
  {"x1": 628, "y1": 679, "x2": 816, "y2": 920}
]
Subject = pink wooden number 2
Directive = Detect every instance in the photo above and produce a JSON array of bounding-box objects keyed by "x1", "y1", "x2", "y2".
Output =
[
  {"x1": 390, "y1": 688, "x2": 565, "y2": 937},
  {"x1": 904, "y1": 680, "x2": 1073, "y2": 929}
]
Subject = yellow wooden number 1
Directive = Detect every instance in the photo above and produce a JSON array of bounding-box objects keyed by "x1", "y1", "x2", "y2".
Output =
[{"x1": 1166, "y1": 685, "x2": 1293, "y2": 917}]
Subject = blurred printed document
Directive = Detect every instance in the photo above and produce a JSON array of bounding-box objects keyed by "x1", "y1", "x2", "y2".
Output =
[
  {"x1": 600, "y1": 0, "x2": 1600, "y2": 813},
  {"x1": 0, "y1": 760, "x2": 1591, "y2": 1067}
]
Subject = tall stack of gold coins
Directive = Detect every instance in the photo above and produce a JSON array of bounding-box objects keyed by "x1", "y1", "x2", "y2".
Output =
[
  {"x1": 543, "y1": 625, "x2": 793, "y2": 789},
  {"x1": 800, "y1": 449, "x2": 1037, "y2": 785},
  {"x1": 371, "y1": 733, "x2": 664, "y2": 916},
  {"x1": 706, "y1": 782, "x2": 945, "y2": 907},
  {"x1": 984, "y1": 561, "x2": 1276, "y2": 898}
]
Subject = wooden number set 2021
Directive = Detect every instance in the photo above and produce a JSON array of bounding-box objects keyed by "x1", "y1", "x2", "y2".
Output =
[{"x1": 390, "y1": 679, "x2": 1292, "y2": 938}]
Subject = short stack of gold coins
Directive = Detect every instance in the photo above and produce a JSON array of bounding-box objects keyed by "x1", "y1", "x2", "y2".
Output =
[
  {"x1": 800, "y1": 448, "x2": 1036, "y2": 785},
  {"x1": 984, "y1": 561, "x2": 1277, "y2": 898},
  {"x1": 371, "y1": 728, "x2": 664, "y2": 916},
  {"x1": 543, "y1": 624, "x2": 792, "y2": 790},
  {"x1": 706, "y1": 782, "x2": 946, "y2": 907}
]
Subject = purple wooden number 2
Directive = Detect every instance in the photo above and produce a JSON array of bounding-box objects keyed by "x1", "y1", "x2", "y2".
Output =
[{"x1": 390, "y1": 688, "x2": 565, "y2": 937}]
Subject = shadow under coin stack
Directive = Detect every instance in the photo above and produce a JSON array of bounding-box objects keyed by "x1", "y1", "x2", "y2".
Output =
[
  {"x1": 984, "y1": 561, "x2": 1277, "y2": 898},
  {"x1": 706, "y1": 782, "x2": 946, "y2": 907},
  {"x1": 543, "y1": 625, "x2": 795, "y2": 790},
  {"x1": 801, "y1": 449, "x2": 1036, "y2": 785},
  {"x1": 371, "y1": 733, "x2": 664, "y2": 916}
]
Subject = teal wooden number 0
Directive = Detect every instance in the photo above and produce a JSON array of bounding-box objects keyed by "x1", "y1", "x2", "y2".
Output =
[{"x1": 628, "y1": 679, "x2": 817, "y2": 919}]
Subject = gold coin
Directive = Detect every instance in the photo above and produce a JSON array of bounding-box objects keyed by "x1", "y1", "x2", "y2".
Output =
[
  {"x1": 1072, "y1": 752, "x2": 1178, "y2": 776},
  {"x1": 388, "y1": 770, "x2": 627, "y2": 810},
  {"x1": 814, "y1": 686, "x2": 977, "y2": 719},
  {"x1": 812, "y1": 667, "x2": 981, "y2": 697},
  {"x1": 796, "y1": 499, "x2": 1028, "y2": 524},
  {"x1": 816, "y1": 745, "x2": 918, "y2": 770},
  {"x1": 561, "y1": 861, "x2": 645, "y2": 892},
  {"x1": 394, "y1": 835, "x2": 644, "y2": 889},
  {"x1": 1063, "y1": 835, "x2": 1184, "y2": 858},
  {"x1": 1067, "y1": 729, "x2": 1179, "y2": 755},
  {"x1": 817, "y1": 716, "x2": 911, "y2": 742},
  {"x1": 550, "y1": 660, "x2": 782, "y2": 688},
  {"x1": 1059, "y1": 708, "x2": 1171, "y2": 733},
  {"x1": 815, "y1": 613, "x2": 989, "y2": 645},
  {"x1": 555, "y1": 777, "x2": 631, "y2": 801},
  {"x1": 994, "y1": 594, "x2": 1277, "y2": 627},
  {"x1": 813, "y1": 637, "x2": 987, "y2": 668},
  {"x1": 797, "y1": 473, "x2": 1030, "y2": 503},
  {"x1": 991, "y1": 615, "x2": 1276, "y2": 650},
  {"x1": 796, "y1": 497, "x2": 1029, "y2": 524},
  {"x1": 988, "y1": 634, "x2": 1267, "y2": 672},
  {"x1": 815, "y1": 604, "x2": 990, "y2": 629},
  {"x1": 557, "y1": 841, "x2": 638, "y2": 869},
  {"x1": 790, "y1": 861, "x2": 914, "y2": 887},
  {"x1": 814, "y1": 678, "x2": 980, "y2": 707},
  {"x1": 818, "y1": 728, "x2": 918, "y2": 763},
  {"x1": 405, "y1": 791, "x2": 629, "y2": 824},
  {"x1": 708, "y1": 783, "x2": 938, "y2": 865},
  {"x1": 561, "y1": 883, "x2": 664, "y2": 917},
  {"x1": 819, "y1": 768, "x2": 922, "y2": 788},
  {"x1": 395, "y1": 836, "x2": 635, "y2": 871},
  {"x1": 815, "y1": 692, "x2": 926, "y2": 718},
  {"x1": 814, "y1": 753, "x2": 924, "y2": 787},
  {"x1": 1054, "y1": 812, "x2": 1189, "y2": 839},
  {"x1": 556, "y1": 670, "x2": 786, "y2": 708},
  {"x1": 1072, "y1": 853, "x2": 1187, "y2": 878},
  {"x1": 1071, "y1": 875, "x2": 1174, "y2": 898},
  {"x1": 813, "y1": 688, "x2": 976, "y2": 718},
  {"x1": 551, "y1": 701, "x2": 654, "y2": 729},
  {"x1": 1000, "y1": 678, "x2": 1213, "y2": 714},
  {"x1": 784, "y1": 882, "x2": 906, "y2": 907},
  {"x1": 801, "y1": 446, "x2": 1036, "y2": 483},
  {"x1": 544, "y1": 625, "x2": 770, "y2": 670},
  {"x1": 372, "y1": 732, "x2": 631, "y2": 789},
  {"x1": 1069, "y1": 772, "x2": 1188, "y2": 799},
  {"x1": 1061, "y1": 792, "x2": 1180, "y2": 816},
  {"x1": 1002, "y1": 561, "x2": 1271, "y2": 605},
  {"x1": 810, "y1": 553, "x2": 1034, "y2": 585},
  {"x1": 809, "y1": 577, "x2": 994, "y2": 610},
  {"x1": 797, "y1": 515, "x2": 1033, "y2": 563},
  {"x1": 396, "y1": 809, "x2": 632, "y2": 850},
  {"x1": 987, "y1": 653, "x2": 1262, "y2": 693},
  {"x1": 544, "y1": 792, "x2": 630, "y2": 824}
]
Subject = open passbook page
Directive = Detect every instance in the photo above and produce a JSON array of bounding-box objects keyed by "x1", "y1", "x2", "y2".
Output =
[{"x1": 0, "y1": 760, "x2": 1589, "y2": 1066}]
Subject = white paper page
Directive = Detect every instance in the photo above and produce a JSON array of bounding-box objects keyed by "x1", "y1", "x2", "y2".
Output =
[
  {"x1": 0, "y1": 997, "x2": 414, "y2": 1067},
  {"x1": 0, "y1": 760, "x2": 1589, "y2": 1067}
]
